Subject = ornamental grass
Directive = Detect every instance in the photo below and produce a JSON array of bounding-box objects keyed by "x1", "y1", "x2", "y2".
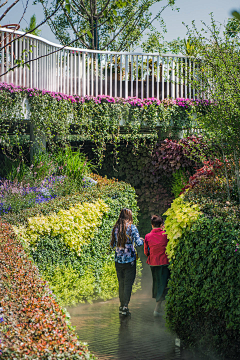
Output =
[{"x1": 0, "y1": 222, "x2": 95, "y2": 359}]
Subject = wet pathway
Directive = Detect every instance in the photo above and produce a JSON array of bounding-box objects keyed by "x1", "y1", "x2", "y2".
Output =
[{"x1": 67, "y1": 250, "x2": 215, "y2": 360}]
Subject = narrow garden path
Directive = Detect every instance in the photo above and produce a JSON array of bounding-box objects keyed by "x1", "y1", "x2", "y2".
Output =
[{"x1": 67, "y1": 249, "x2": 215, "y2": 360}]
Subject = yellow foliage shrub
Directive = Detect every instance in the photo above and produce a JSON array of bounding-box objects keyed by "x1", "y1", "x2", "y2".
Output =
[
  {"x1": 163, "y1": 195, "x2": 201, "y2": 260},
  {"x1": 13, "y1": 199, "x2": 109, "y2": 254}
]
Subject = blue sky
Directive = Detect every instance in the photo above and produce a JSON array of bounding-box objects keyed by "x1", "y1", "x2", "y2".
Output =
[{"x1": 2, "y1": 0, "x2": 240, "y2": 45}]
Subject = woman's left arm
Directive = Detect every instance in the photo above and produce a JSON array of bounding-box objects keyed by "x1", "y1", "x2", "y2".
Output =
[{"x1": 131, "y1": 225, "x2": 144, "y2": 247}]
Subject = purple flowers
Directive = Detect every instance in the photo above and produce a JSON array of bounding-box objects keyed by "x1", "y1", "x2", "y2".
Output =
[
  {"x1": 0, "y1": 82, "x2": 209, "y2": 109},
  {"x1": 0, "y1": 176, "x2": 65, "y2": 215}
]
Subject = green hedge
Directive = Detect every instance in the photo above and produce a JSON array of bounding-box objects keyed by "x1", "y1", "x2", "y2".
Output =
[
  {"x1": 166, "y1": 213, "x2": 240, "y2": 358},
  {"x1": 8, "y1": 175, "x2": 142, "y2": 306}
]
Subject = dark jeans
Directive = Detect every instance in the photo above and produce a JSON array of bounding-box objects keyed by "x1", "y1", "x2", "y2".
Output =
[
  {"x1": 115, "y1": 261, "x2": 136, "y2": 307},
  {"x1": 150, "y1": 265, "x2": 170, "y2": 302}
]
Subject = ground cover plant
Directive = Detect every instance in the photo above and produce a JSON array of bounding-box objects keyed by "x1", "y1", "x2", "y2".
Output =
[
  {"x1": 164, "y1": 161, "x2": 240, "y2": 359},
  {"x1": 0, "y1": 222, "x2": 95, "y2": 359}
]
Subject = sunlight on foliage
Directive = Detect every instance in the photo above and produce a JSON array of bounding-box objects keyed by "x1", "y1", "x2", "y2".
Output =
[
  {"x1": 13, "y1": 199, "x2": 109, "y2": 254},
  {"x1": 163, "y1": 195, "x2": 201, "y2": 260}
]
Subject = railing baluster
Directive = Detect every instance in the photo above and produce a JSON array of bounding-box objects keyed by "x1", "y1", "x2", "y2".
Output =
[
  {"x1": 171, "y1": 57, "x2": 175, "y2": 99},
  {"x1": 110, "y1": 54, "x2": 112, "y2": 97},
  {"x1": 36, "y1": 40, "x2": 39, "y2": 89},
  {"x1": 176, "y1": 57, "x2": 179, "y2": 98},
  {"x1": 74, "y1": 51, "x2": 76, "y2": 95},
  {"x1": 87, "y1": 52, "x2": 90, "y2": 95},
  {"x1": 157, "y1": 55, "x2": 159, "y2": 100},
  {"x1": 82, "y1": 52, "x2": 86, "y2": 96},
  {"x1": 6, "y1": 33, "x2": 9, "y2": 84},
  {"x1": 67, "y1": 50, "x2": 69, "y2": 95},
  {"x1": 152, "y1": 55, "x2": 154, "y2": 98},
  {"x1": 29, "y1": 38, "x2": 32, "y2": 88},
  {"x1": 136, "y1": 55, "x2": 138, "y2": 98},
  {"x1": 10, "y1": 33, "x2": 14, "y2": 83},
  {"x1": 15, "y1": 35, "x2": 19, "y2": 85},
  {"x1": 100, "y1": 53, "x2": 103, "y2": 95},
  {"x1": 91, "y1": 52, "x2": 93, "y2": 96},
  {"x1": 105, "y1": 53, "x2": 107, "y2": 95},
  {"x1": 180, "y1": 58, "x2": 183, "y2": 98},
  {"x1": 114, "y1": 54, "x2": 117, "y2": 97},
  {"x1": 46, "y1": 44, "x2": 48, "y2": 91},
  {"x1": 146, "y1": 55, "x2": 149, "y2": 98},
  {"x1": 167, "y1": 57, "x2": 169, "y2": 98},
  {"x1": 162, "y1": 56, "x2": 164, "y2": 100},
  {"x1": 23, "y1": 37, "x2": 26, "y2": 87},
  {"x1": 193, "y1": 61, "x2": 195, "y2": 100},
  {"x1": 141, "y1": 55, "x2": 143, "y2": 100},
  {"x1": 125, "y1": 54, "x2": 128, "y2": 99},
  {"x1": 185, "y1": 57, "x2": 187, "y2": 98},
  {"x1": 32, "y1": 40, "x2": 35, "y2": 88},
  {"x1": 120, "y1": 54, "x2": 122, "y2": 98},
  {"x1": 71, "y1": 50, "x2": 73, "y2": 95},
  {"x1": 63, "y1": 50, "x2": 66, "y2": 94},
  {"x1": 78, "y1": 50, "x2": 81, "y2": 95},
  {"x1": 131, "y1": 54, "x2": 133, "y2": 97},
  {"x1": 189, "y1": 59, "x2": 191, "y2": 99},
  {"x1": 95, "y1": 53, "x2": 98, "y2": 96},
  {"x1": 1, "y1": 32, "x2": 4, "y2": 82},
  {"x1": 57, "y1": 48, "x2": 59, "y2": 93},
  {"x1": 19, "y1": 38, "x2": 23, "y2": 85}
]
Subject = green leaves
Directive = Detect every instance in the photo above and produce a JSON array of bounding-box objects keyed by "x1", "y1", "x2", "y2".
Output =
[
  {"x1": 86, "y1": 30, "x2": 93, "y2": 38},
  {"x1": 232, "y1": 10, "x2": 240, "y2": 21}
]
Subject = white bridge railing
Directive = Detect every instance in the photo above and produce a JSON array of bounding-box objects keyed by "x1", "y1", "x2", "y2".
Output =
[{"x1": 0, "y1": 28, "x2": 195, "y2": 100}]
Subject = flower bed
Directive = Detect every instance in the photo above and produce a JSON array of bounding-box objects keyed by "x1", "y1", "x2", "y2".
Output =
[{"x1": 0, "y1": 222, "x2": 95, "y2": 359}]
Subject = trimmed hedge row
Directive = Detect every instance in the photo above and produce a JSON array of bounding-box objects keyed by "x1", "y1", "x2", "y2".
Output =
[{"x1": 165, "y1": 167, "x2": 240, "y2": 359}]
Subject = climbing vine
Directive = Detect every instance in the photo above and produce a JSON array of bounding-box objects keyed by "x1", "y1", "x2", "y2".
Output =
[{"x1": 0, "y1": 82, "x2": 205, "y2": 161}]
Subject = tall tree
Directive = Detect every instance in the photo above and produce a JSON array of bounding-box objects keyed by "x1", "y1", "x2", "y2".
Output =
[
  {"x1": 36, "y1": 0, "x2": 176, "y2": 51},
  {"x1": 185, "y1": 16, "x2": 240, "y2": 202}
]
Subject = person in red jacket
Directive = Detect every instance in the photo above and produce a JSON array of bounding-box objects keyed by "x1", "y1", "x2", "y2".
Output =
[{"x1": 144, "y1": 215, "x2": 170, "y2": 316}]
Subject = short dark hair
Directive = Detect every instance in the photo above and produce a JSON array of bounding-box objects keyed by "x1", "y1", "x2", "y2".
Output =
[{"x1": 151, "y1": 215, "x2": 164, "y2": 228}]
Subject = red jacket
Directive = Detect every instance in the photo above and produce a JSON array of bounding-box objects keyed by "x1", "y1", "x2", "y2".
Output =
[{"x1": 144, "y1": 228, "x2": 169, "y2": 266}]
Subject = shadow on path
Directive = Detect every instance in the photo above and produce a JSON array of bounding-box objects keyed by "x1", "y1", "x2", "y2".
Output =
[{"x1": 67, "y1": 249, "x2": 214, "y2": 360}]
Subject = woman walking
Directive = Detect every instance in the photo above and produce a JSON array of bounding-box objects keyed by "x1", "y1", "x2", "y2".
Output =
[
  {"x1": 110, "y1": 208, "x2": 143, "y2": 317},
  {"x1": 144, "y1": 215, "x2": 170, "y2": 316}
]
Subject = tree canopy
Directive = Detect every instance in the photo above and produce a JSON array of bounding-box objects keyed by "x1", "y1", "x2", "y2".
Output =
[{"x1": 36, "y1": 0, "x2": 176, "y2": 51}]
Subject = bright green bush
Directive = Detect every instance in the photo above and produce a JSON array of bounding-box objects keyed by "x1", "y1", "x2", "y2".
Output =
[
  {"x1": 166, "y1": 216, "x2": 240, "y2": 359},
  {"x1": 163, "y1": 195, "x2": 201, "y2": 260},
  {"x1": 13, "y1": 199, "x2": 109, "y2": 254},
  {"x1": 43, "y1": 264, "x2": 96, "y2": 306}
]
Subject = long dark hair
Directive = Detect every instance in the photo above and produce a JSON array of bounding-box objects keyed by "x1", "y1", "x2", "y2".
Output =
[{"x1": 111, "y1": 208, "x2": 133, "y2": 248}]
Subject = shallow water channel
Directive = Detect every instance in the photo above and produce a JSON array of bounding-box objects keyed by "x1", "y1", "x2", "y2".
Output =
[{"x1": 67, "y1": 250, "x2": 217, "y2": 360}]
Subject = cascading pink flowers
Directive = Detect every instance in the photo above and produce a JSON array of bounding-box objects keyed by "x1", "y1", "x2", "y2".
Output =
[{"x1": 0, "y1": 82, "x2": 209, "y2": 108}]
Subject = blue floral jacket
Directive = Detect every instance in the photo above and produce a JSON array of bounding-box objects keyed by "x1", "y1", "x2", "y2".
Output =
[{"x1": 111, "y1": 224, "x2": 143, "y2": 264}]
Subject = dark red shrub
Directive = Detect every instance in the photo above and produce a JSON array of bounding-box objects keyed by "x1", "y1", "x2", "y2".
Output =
[
  {"x1": 181, "y1": 159, "x2": 223, "y2": 194},
  {"x1": 152, "y1": 136, "x2": 208, "y2": 175},
  {"x1": 0, "y1": 223, "x2": 95, "y2": 359}
]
